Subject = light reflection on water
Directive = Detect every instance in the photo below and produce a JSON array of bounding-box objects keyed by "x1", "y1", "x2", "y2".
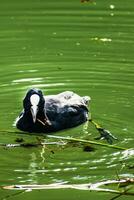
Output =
[
  {"x1": 121, "y1": 149, "x2": 134, "y2": 160},
  {"x1": 12, "y1": 77, "x2": 43, "y2": 83},
  {"x1": 11, "y1": 143, "x2": 134, "y2": 186},
  {"x1": 24, "y1": 83, "x2": 66, "y2": 89}
]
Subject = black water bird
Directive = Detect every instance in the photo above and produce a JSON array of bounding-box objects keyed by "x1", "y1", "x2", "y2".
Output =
[{"x1": 15, "y1": 88, "x2": 90, "y2": 133}]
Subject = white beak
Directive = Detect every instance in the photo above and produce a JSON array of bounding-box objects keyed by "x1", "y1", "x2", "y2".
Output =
[
  {"x1": 31, "y1": 105, "x2": 38, "y2": 123},
  {"x1": 30, "y1": 94, "x2": 40, "y2": 123}
]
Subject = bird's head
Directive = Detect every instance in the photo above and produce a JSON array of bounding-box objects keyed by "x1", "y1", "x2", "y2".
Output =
[{"x1": 23, "y1": 88, "x2": 45, "y2": 123}]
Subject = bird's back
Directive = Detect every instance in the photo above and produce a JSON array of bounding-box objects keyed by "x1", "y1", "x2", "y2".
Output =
[{"x1": 45, "y1": 91, "x2": 90, "y2": 130}]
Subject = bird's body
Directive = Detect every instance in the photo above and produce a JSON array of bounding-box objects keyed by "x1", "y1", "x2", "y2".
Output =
[{"x1": 15, "y1": 89, "x2": 90, "y2": 133}]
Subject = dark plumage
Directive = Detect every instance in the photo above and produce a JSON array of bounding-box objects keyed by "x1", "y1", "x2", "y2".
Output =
[{"x1": 15, "y1": 88, "x2": 90, "y2": 133}]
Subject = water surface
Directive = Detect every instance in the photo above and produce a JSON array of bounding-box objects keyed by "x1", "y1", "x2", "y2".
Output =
[{"x1": 0, "y1": 0, "x2": 134, "y2": 199}]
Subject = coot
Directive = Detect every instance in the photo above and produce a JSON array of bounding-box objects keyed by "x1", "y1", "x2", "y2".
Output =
[{"x1": 15, "y1": 88, "x2": 90, "y2": 133}]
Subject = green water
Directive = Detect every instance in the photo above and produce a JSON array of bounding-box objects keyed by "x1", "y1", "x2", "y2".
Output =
[{"x1": 0, "y1": 0, "x2": 134, "y2": 199}]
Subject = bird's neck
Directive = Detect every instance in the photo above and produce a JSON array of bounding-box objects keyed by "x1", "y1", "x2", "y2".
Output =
[
  {"x1": 37, "y1": 110, "x2": 47, "y2": 120},
  {"x1": 37, "y1": 109, "x2": 51, "y2": 126}
]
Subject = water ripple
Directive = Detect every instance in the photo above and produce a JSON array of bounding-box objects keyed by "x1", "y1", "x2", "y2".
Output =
[{"x1": 12, "y1": 78, "x2": 43, "y2": 83}]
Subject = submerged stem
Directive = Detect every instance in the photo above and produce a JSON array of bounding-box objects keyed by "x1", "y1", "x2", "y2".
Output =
[{"x1": 46, "y1": 135, "x2": 127, "y2": 150}]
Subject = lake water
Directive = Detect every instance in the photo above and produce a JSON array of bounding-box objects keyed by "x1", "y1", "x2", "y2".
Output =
[{"x1": 0, "y1": 0, "x2": 134, "y2": 199}]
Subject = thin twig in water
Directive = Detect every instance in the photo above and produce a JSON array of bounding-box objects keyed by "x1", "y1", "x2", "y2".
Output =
[
  {"x1": 0, "y1": 190, "x2": 25, "y2": 200},
  {"x1": 37, "y1": 118, "x2": 46, "y2": 126},
  {"x1": 110, "y1": 186, "x2": 133, "y2": 200},
  {"x1": 46, "y1": 135, "x2": 127, "y2": 150},
  {"x1": 2, "y1": 179, "x2": 134, "y2": 197},
  {"x1": 0, "y1": 129, "x2": 128, "y2": 150}
]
